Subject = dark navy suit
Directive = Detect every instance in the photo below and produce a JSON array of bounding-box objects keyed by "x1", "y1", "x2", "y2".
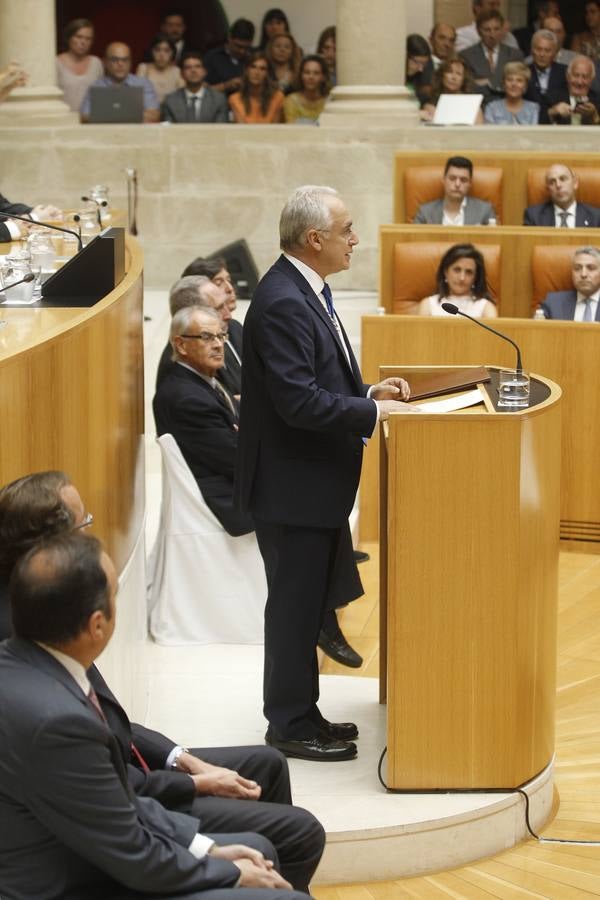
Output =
[
  {"x1": 541, "y1": 290, "x2": 600, "y2": 320},
  {"x1": 235, "y1": 255, "x2": 376, "y2": 740},
  {"x1": 523, "y1": 201, "x2": 600, "y2": 227}
]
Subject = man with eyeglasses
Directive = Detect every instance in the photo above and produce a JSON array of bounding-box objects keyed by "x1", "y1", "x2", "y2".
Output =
[
  {"x1": 80, "y1": 42, "x2": 159, "y2": 123},
  {"x1": 153, "y1": 306, "x2": 253, "y2": 536}
]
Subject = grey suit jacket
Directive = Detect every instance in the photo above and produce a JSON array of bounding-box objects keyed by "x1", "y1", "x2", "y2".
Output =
[
  {"x1": 413, "y1": 196, "x2": 496, "y2": 225},
  {"x1": 459, "y1": 42, "x2": 524, "y2": 93},
  {"x1": 161, "y1": 86, "x2": 229, "y2": 123},
  {"x1": 541, "y1": 290, "x2": 600, "y2": 321},
  {"x1": 523, "y1": 201, "x2": 600, "y2": 228},
  {"x1": 0, "y1": 638, "x2": 239, "y2": 899}
]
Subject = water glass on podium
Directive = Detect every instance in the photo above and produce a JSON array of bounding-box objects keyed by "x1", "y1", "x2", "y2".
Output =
[{"x1": 497, "y1": 368, "x2": 530, "y2": 408}]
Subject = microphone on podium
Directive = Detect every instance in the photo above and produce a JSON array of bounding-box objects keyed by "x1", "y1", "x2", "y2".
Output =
[
  {"x1": 1, "y1": 272, "x2": 35, "y2": 292},
  {"x1": 0, "y1": 212, "x2": 83, "y2": 252},
  {"x1": 81, "y1": 195, "x2": 107, "y2": 228},
  {"x1": 441, "y1": 302, "x2": 523, "y2": 374}
]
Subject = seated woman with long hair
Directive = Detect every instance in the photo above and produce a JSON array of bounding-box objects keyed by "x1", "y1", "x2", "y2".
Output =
[
  {"x1": 229, "y1": 51, "x2": 285, "y2": 123},
  {"x1": 283, "y1": 55, "x2": 330, "y2": 123},
  {"x1": 484, "y1": 61, "x2": 540, "y2": 125},
  {"x1": 420, "y1": 57, "x2": 483, "y2": 122},
  {"x1": 265, "y1": 33, "x2": 302, "y2": 94},
  {"x1": 316, "y1": 26, "x2": 336, "y2": 86},
  {"x1": 419, "y1": 243, "x2": 497, "y2": 318}
]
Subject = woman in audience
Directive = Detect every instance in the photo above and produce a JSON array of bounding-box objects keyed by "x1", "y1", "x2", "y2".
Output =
[
  {"x1": 258, "y1": 8, "x2": 290, "y2": 49},
  {"x1": 136, "y1": 33, "x2": 183, "y2": 104},
  {"x1": 56, "y1": 18, "x2": 103, "y2": 113},
  {"x1": 406, "y1": 34, "x2": 433, "y2": 104},
  {"x1": 484, "y1": 61, "x2": 540, "y2": 124},
  {"x1": 572, "y1": 0, "x2": 600, "y2": 61},
  {"x1": 317, "y1": 27, "x2": 336, "y2": 86},
  {"x1": 419, "y1": 243, "x2": 497, "y2": 318},
  {"x1": 420, "y1": 57, "x2": 482, "y2": 121},
  {"x1": 283, "y1": 55, "x2": 330, "y2": 124},
  {"x1": 229, "y1": 51, "x2": 285, "y2": 123},
  {"x1": 265, "y1": 33, "x2": 302, "y2": 94}
]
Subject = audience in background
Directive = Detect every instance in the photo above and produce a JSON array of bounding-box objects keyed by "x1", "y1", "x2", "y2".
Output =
[
  {"x1": 0, "y1": 62, "x2": 27, "y2": 103},
  {"x1": 283, "y1": 55, "x2": 330, "y2": 124},
  {"x1": 56, "y1": 18, "x2": 103, "y2": 113},
  {"x1": 513, "y1": 0, "x2": 560, "y2": 56},
  {"x1": 541, "y1": 246, "x2": 600, "y2": 320},
  {"x1": 538, "y1": 16, "x2": 576, "y2": 67},
  {"x1": 484, "y1": 61, "x2": 540, "y2": 124},
  {"x1": 136, "y1": 33, "x2": 183, "y2": 104},
  {"x1": 204, "y1": 18, "x2": 255, "y2": 95},
  {"x1": 523, "y1": 164, "x2": 600, "y2": 227},
  {"x1": 460, "y1": 10, "x2": 524, "y2": 100},
  {"x1": 524, "y1": 29, "x2": 568, "y2": 124},
  {"x1": 229, "y1": 52, "x2": 284, "y2": 123},
  {"x1": 406, "y1": 34, "x2": 434, "y2": 103},
  {"x1": 258, "y1": 8, "x2": 290, "y2": 50},
  {"x1": 80, "y1": 42, "x2": 159, "y2": 123},
  {"x1": 162, "y1": 52, "x2": 228, "y2": 123},
  {"x1": 419, "y1": 243, "x2": 497, "y2": 318},
  {"x1": 419, "y1": 57, "x2": 481, "y2": 122},
  {"x1": 548, "y1": 55, "x2": 600, "y2": 124},
  {"x1": 572, "y1": 1, "x2": 600, "y2": 64},
  {"x1": 265, "y1": 34, "x2": 302, "y2": 94},
  {"x1": 316, "y1": 27, "x2": 336, "y2": 86},
  {"x1": 455, "y1": 0, "x2": 519, "y2": 53},
  {"x1": 159, "y1": 9, "x2": 188, "y2": 64},
  {"x1": 414, "y1": 156, "x2": 497, "y2": 226},
  {"x1": 429, "y1": 23, "x2": 457, "y2": 69}
]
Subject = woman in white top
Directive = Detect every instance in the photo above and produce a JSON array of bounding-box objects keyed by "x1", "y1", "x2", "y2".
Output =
[
  {"x1": 56, "y1": 18, "x2": 104, "y2": 113},
  {"x1": 419, "y1": 243, "x2": 498, "y2": 318},
  {"x1": 136, "y1": 34, "x2": 183, "y2": 104}
]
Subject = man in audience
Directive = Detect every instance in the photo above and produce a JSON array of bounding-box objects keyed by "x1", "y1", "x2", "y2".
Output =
[
  {"x1": 429, "y1": 23, "x2": 457, "y2": 68},
  {"x1": 80, "y1": 42, "x2": 160, "y2": 123},
  {"x1": 460, "y1": 10, "x2": 523, "y2": 98},
  {"x1": 513, "y1": 0, "x2": 560, "y2": 55},
  {"x1": 204, "y1": 19, "x2": 255, "y2": 95},
  {"x1": 161, "y1": 9, "x2": 188, "y2": 64},
  {"x1": 156, "y1": 275, "x2": 240, "y2": 395},
  {"x1": 525, "y1": 29, "x2": 568, "y2": 123},
  {"x1": 154, "y1": 306, "x2": 254, "y2": 536},
  {"x1": 414, "y1": 156, "x2": 497, "y2": 226},
  {"x1": 0, "y1": 192, "x2": 62, "y2": 241},
  {"x1": 548, "y1": 55, "x2": 600, "y2": 124},
  {"x1": 162, "y1": 52, "x2": 229, "y2": 123},
  {"x1": 541, "y1": 246, "x2": 600, "y2": 320},
  {"x1": 455, "y1": 0, "x2": 519, "y2": 53},
  {"x1": 539, "y1": 16, "x2": 576, "y2": 67},
  {"x1": 524, "y1": 164, "x2": 600, "y2": 227},
  {"x1": 0, "y1": 531, "x2": 314, "y2": 899},
  {"x1": 181, "y1": 257, "x2": 242, "y2": 369},
  {"x1": 0, "y1": 471, "x2": 324, "y2": 894}
]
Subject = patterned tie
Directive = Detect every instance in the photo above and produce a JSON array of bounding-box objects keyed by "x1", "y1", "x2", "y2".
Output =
[
  {"x1": 214, "y1": 378, "x2": 238, "y2": 420},
  {"x1": 322, "y1": 282, "x2": 335, "y2": 320},
  {"x1": 487, "y1": 47, "x2": 496, "y2": 72},
  {"x1": 583, "y1": 298, "x2": 593, "y2": 322},
  {"x1": 559, "y1": 211, "x2": 569, "y2": 227}
]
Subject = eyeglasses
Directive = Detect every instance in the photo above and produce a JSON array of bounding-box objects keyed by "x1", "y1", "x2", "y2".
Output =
[
  {"x1": 74, "y1": 512, "x2": 94, "y2": 530},
  {"x1": 107, "y1": 56, "x2": 130, "y2": 63},
  {"x1": 180, "y1": 331, "x2": 229, "y2": 343}
]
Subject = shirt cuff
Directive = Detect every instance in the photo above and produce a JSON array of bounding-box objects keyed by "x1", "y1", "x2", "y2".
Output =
[
  {"x1": 365, "y1": 391, "x2": 380, "y2": 437},
  {"x1": 6, "y1": 220, "x2": 22, "y2": 239},
  {"x1": 188, "y1": 833, "x2": 215, "y2": 859},
  {"x1": 165, "y1": 744, "x2": 187, "y2": 769}
]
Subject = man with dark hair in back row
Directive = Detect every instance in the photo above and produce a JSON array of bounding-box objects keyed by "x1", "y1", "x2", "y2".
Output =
[
  {"x1": 204, "y1": 18, "x2": 256, "y2": 95},
  {"x1": 413, "y1": 156, "x2": 497, "y2": 226},
  {"x1": 162, "y1": 52, "x2": 229, "y2": 123}
]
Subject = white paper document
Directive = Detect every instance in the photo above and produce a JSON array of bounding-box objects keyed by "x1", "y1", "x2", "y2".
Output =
[{"x1": 409, "y1": 388, "x2": 485, "y2": 414}]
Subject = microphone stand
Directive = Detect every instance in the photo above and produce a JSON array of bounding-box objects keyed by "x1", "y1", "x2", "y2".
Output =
[
  {"x1": 0, "y1": 212, "x2": 83, "y2": 252},
  {"x1": 441, "y1": 302, "x2": 523, "y2": 373}
]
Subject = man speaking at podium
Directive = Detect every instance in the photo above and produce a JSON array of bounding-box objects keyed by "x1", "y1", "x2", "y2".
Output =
[{"x1": 236, "y1": 186, "x2": 411, "y2": 761}]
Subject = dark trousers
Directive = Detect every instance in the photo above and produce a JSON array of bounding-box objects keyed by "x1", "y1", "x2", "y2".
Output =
[{"x1": 254, "y1": 519, "x2": 362, "y2": 741}]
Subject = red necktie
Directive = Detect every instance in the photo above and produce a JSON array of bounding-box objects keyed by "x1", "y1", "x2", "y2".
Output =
[{"x1": 88, "y1": 686, "x2": 150, "y2": 774}]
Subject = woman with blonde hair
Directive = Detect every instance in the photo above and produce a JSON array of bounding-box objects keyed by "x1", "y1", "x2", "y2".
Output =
[
  {"x1": 484, "y1": 61, "x2": 540, "y2": 124},
  {"x1": 265, "y1": 33, "x2": 302, "y2": 94}
]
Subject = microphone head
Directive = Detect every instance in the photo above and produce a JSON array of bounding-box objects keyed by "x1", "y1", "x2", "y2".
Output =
[
  {"x1": 81, "y1": 195, "x2": 90, "y2": 202},
  {"x1": 441, "y1": 302, "x2": 459, "y2": 315},
  {"x1": 23, "y1": 273, "x2": 35, "y2": 283},
  {"x1": 73, "y1": 214, "x2": 80, "y2": 222},
  {"x1": 99, "y1": 200, "x2": 108, "y2": 207}
]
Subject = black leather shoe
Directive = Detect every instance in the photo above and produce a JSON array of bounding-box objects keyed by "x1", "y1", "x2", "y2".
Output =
[
  {"x1": 318, "y1": 630, "x2": 363, "y2": 668},
  {"x1": 265, "y1": 731, "x2": 357, "y2": 761},
  {"x1": 319, "y1": 719, "x2": 359, "y2": 741},
  {"x1": 353, "y1": 549, "x2": 370, "y2": 564}
]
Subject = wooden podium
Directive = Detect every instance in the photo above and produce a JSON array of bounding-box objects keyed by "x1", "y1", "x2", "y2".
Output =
[{"x1": 380, "y1": 367, "x2": 561, "y2": 789}]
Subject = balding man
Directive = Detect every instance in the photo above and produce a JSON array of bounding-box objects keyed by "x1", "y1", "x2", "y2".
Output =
[
  {"x1": 548, "y1": 55, "x2": 600, "y2": 124},
  {"x1": 524, "y1": 164, "x2": 600, "y2": 227},
  {"x1": 541, "y1": 247, "x2": 600, "y2": 321},
  {"x1": 429, "y1": 23, "x2": 456, "y2": 69},
  {"x1": 81, "y1": 42, "x2": 159, "y2": 123},
  {"x1": 524, "y1": 29, "x2": 568, "y2": 123}
]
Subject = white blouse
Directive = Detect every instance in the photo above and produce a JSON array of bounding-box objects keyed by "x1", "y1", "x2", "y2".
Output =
[{"x1": 419, "y1": 293, "x2": 498, "y2": 318}]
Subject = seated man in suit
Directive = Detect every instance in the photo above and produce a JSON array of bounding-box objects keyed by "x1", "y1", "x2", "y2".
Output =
[
  {"x1": 459, "y1": 10, "x2": 523, "y2": 99},
  {"x1": 81, "y1": 42, "x2": 160, "y2": 123},
  {"x1": 0, "y1": 531, "x2": 312, "y2": 899},
  {"x1": 523, "y1": 164, "x2": 600, "y2": 227},
  {"x1": 524, "y1": 28, "x2": 568, "y2": 123},
  {"x1": 429, "y1": 22, "x2": 457, "y2": 69},
  {"x1": 541, "y1": 246, "x2": 600, "y2": 321},
  {"x1": 0, "y1": 470, "x2": 324, "y2": 894},
  {"x1": 0, "y1": 191, "x2": 62, "y2": 241},
  {"x1": 455, "y1": 0, "x2": 519, "y2": 53},
  {"x1": 414, "y1": 155, "x2": 497, "y2": 226},
  {"x1": 547, "y1": 55, "x2": 600, "y2": 124},
  {"x1": 162, "y1": 52, "x2": 229, "y2": 123}
]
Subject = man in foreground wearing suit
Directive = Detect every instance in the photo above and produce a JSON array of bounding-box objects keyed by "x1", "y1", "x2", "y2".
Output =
[
  {"x1": 0, "y1": 532, "x2": 312, "y2": 899},
  {"x1": 414, "y1": 156, "x2": 497, "y2": 226},
  {"x1": 541, "y1": 246, "x2": 600, "y2": 321},
  {"x1": 523, "y1": 164, "x2": 600, "y2": 228},
  {"x1": 235, "y1": 185, "x2": 413, "y2": 761},
  {"x1": 162, "y1": 52, "x2": 229, "y2": 123},
  {"x1": 459, "y1": 10, "x2": 523, "y2": 99}
]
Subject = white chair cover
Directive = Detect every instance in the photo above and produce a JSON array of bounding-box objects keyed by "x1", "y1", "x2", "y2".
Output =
[{"x1": 148, "y1": 434, "x2": 266, "y2": 645}]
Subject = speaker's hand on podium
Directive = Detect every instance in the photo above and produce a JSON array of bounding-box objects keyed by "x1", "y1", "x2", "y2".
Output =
[
  {"x1": 376, "y1": 400, "x2": 422, "y2": 420},
  {"x1": 371, "y1": 376, "x2": 410, "y2": 401}
]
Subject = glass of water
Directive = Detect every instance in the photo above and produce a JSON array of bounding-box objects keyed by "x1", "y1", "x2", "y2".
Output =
[{"x1": 497, "y1": 369, "x2": 530, "y2": 408}]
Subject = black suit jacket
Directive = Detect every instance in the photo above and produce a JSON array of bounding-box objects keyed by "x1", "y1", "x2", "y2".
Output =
[
  {"x1": 235, "y1": 255, "x2": 376, "y2": 528},
  {"x1": 153, "y1": 363, "x2": 253, "y2": 535},
  {"x1": 0, "y1": 638, "x2": 239, "y2": 899},
  {"x1": 459, "y1": 42, "x2": 524, "y2": 97},
  {"x1": 0, "y1": 191, "x2": 32, "y2": 242},
  {"x1": 156, "y1": 319, "x2": 243, "y2": 397},
  {"x1": 523, "y1": 201, "x2": 600, "y2": 227},
  {"x1": 525, "y1": 62, "x2": 568, "y2": 123}
]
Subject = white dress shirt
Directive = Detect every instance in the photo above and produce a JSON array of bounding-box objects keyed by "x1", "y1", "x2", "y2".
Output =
[
  {"x1": 554, "y1": 202, "x2": 577, "y2": 228},
  {"x1": 442, "y1": 197, "x2": 467, "y2": 226},
  {"x1": 455, "y1": 21, "x2": 518, "y2": 53},
  {"x1": 575, "y1": 290, "x2": 600, "y2": 322}
]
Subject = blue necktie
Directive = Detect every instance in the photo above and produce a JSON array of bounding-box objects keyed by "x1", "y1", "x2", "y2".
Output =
[{"x1": 322, "y1": 282, "x2": 335, "y2": 320}]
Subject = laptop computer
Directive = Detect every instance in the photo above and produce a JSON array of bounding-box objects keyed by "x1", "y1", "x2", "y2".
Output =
[
  {"x1": 431, "y1": 93, "x2": 483, "y2": 126},
  {"x1": 88, "y1": 86, "x2": 144, "y2": 124}
]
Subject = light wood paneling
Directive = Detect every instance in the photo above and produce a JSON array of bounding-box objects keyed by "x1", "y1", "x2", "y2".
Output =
[{"x1": 0, "y1": 237, "x2": 144, "y2": 573}]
